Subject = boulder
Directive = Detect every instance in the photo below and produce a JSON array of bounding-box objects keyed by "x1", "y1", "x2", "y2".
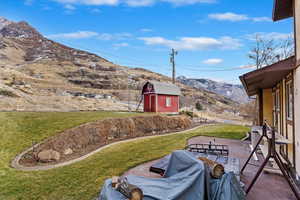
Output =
[
  {"x1": 63, "y1": 148, "x2": 73, "y2": 155},
  {"x1": 37, "y1": 149, "x2": 60, "y2": 162}
]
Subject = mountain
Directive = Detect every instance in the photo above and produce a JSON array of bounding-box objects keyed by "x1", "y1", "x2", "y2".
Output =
[
  {"x1": 0, "y1": 17, "x2": 12, "y2": 31},
  {"x1": 0, "y1": 17, "x2": 239, "y2": 112},
  {"x1": 177, "y1": 76, "x2": 249, "y2": 103}
]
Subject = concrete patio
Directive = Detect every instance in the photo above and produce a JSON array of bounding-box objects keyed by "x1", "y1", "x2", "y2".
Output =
[{"x1": 124, "y1": 136, "x2": 297, "y2": 200}]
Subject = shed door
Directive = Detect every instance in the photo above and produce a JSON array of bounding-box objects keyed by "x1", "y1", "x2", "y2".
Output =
[
  {"x1": 150, "y1": 95, "x2": 156, "y2": 112},
  {"x1": 143, "y1": 94, "x2": 150, "y2": 112}
]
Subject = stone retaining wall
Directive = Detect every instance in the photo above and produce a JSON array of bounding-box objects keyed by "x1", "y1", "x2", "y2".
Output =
[{"x1": 20, "y1": 115, "x2": 192, "y2": 166}]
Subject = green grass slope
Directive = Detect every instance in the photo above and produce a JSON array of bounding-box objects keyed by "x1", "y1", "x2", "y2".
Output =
[{"x1": 0, "y1": 112, "x2": 249, "y2": 200}]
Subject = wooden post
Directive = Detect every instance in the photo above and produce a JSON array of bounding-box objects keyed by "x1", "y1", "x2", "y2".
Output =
[
  {"x1": 112, "y1": 176, "x2": 144, "y2": 200},
  {"x1": 259, "y1": 89, "x2": 264, "y2": 126},
  {"x1": 199, "y1": 157, "x2": 225, "y2": 179}
]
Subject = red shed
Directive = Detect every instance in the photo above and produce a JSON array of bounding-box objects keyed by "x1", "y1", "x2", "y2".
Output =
[{"x1": 142, "y1": 81, "x2": 181, "y2": 113}]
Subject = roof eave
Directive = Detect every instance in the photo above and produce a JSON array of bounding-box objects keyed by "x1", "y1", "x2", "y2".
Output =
[
  {"x1": 239, "y1": 75, "x2": 252, "y2": 97},
  {"x1": 240, "y1": 56, "x2": 295, "y2": 97},
  {"x1": 272, "y1": 0, "x2": 293, "y2": 21}
]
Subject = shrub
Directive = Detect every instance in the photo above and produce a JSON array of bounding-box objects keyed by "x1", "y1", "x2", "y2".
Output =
[
  {"x1": 0, "y1": 89, "x2": 18, "y2": 97},
  {"x1": 180, "y1": 110, "x2": 195, "y2": 118},
  {"x1": 195, "y1": 102, "x2": 204, "y2": 111}
]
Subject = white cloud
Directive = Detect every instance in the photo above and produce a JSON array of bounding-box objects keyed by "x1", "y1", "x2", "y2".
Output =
[
  {"x1": 97, "y1": 33, "x2": 132, "y2": 40},
  {"x1": 209, "y1": 12, "x2": 248, "y2": 22},
  {"x1": 113, "y1": 42, "x2": 129, "y2": 47},
  {"x1": 48, "y1": 31, "x2": 98, "y2": 39},
  {"x1": 246, "y1": 32, "x2": 293, "y2": 41},
  {"x1": 161, "y1": 0, "x2": 216, "y2": 6},
  {"x1": 24, "y1": 0, "x2": 34, "y2": 5},
  {"x1": 262, "y1": 32, "x2": 293, "y2": 40},
  {"x1": 252, "y1": 17, "x2": 272, "y2": 22},
  {"x1": 202, "y1": 58, "x2": 223, "y2": 65},
  {"x1": 208, "y1": 12, "x2": 272, "y2": 22},
  {"x1": 90, "y1": 8, "x2": 101, "y2": 13},
  {"x1": 125, "y1": 0, "x2": 154, "y2": 6},
  {"x1": 52, "y1": 0, "x2": 119, "y2": 5},
  {"x1": 47, "y1": 31, "x2": 132, "y2": 40},
  {"x1": 139, "y1": 36, "x2": 242, "y2": 51},
  {"x1": 52, "y1": 0, "x2": 216, "y2": 7},
  {"x1": 238, "y1": 65, "x2": 256, "y2": 69},
  {"x1": 64, "y1": 4, "x2": 76, "y2": 9},
  {"x1": 140, "y1": 28, "x2": 153, "y2": 32},
  {"x1": 97, "y1": 33, "x2": 114, "y2": 40}
]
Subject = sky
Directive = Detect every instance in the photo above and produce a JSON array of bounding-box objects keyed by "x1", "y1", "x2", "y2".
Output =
[{"x1": 0, "y1": 0, "x2": 294, "y2": 84}]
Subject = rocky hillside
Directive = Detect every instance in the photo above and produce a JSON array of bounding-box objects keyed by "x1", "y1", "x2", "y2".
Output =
[
  {"x1": 0, "y1": 17, "x2": 238, "y2": 112},
  {"x1": 177, "y1": 76, "x2": 249, "y2": 103}
]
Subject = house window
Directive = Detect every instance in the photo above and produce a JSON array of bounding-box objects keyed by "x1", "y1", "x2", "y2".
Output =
[
  {"x1": 275, "y1": 89, "x2": 280, "y2": 111},
  {"x1": 272, "y1": 89, "x2": 280, "y2": 128},
  {"x1": 272, "y1": 92, "x2": 277, "y2": 127},
  {"x1": 272, "y1": 93, "x2": 276, "y2": 111},
  {"x1": 286, "y1": 81, "x2": 293, "y2": 120},
  {"x1": 166, "y1": 97, "x2": 171, "y2": 107}
]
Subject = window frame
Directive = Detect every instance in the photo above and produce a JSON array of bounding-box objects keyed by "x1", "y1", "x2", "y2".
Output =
[
  {"x1": 275, "y1": 89, "x2": 280, "y2": 112},
  {"x1": 272, "y1": 88, "x2": 280, "y2": 128},
  {"x1": 286, "y1": 80, "x2": 293, "y2": 121},
  {"x1": 166, "y1": 97, "x2": 171, "y2": 107}
]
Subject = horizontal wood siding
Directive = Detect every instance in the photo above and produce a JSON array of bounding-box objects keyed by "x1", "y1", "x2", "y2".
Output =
[{"x1": 157, "y1": 95, "x2": 179, "y2": 113}]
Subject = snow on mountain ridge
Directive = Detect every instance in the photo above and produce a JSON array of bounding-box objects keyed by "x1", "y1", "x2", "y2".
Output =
[{"x1": 0, "y1": 17, "x2": 12, "y2": 31}]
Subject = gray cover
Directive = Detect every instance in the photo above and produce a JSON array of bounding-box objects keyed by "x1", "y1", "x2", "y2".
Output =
[{"x1": 98, "y1": 150, "x2": 245, "y2": 200}]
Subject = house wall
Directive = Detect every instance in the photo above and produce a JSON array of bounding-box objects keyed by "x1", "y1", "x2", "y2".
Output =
[
  {"x1": 262, "y1": 89, "x2": 273, "y2": 125},
  {"x1": 281, "y1": 80, "x2": 286, "y2": 138},
  {"x1": 295, "y1": 0, "x2": 300, "y2": 64},
  {"x1": 292, "y1": 0, "x2": 300, "y2": 176},
  {"x1": 157, "y1": 95, "x2": 179, "y2": 113},
  {"x1": 281, "y1": 79, "x2": 294, "y2": 164},
  {"x1": 294, "y1": 68, "x2": 300, "y2": 175},
  {"x1": 272, "y1": 77, "x2": 295, "y2": 168},
  {"x1": 287, "y1": 123, "x2": 294, "y2": 164}
]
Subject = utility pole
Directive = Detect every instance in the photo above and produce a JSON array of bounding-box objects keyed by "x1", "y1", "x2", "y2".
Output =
[
  {"x1": 170, "y1": 48, "x2": 178, "y2": 84},
  {"x1": 128, "y1": 75, "x2": 131, "y2": 112}
]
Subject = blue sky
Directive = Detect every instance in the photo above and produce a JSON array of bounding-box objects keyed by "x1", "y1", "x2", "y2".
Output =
[{"x1": 1, "y1": 0, "x2": 293, "y2": 84}]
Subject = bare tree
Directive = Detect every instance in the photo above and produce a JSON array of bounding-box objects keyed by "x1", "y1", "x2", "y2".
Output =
[
  {"x1": 248, "y1": 34, "x2": 294, "y2": 69},
  {"x1": 247, "y1": 34, "x2": 294, "y2": 125},
  {"x1": 279, "y1": 36, "x2": 294, "y2": 60}
]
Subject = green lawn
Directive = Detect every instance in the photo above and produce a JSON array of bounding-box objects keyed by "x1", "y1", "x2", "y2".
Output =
[{"x1": 0, "y1": 112, "x2": 249, "y2": 200}]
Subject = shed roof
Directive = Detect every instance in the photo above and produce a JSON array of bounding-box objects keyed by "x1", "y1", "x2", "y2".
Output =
[
  {"x1": 240, "y1": 56, "x2": 295, "y2": 96},
  {"x1": 273, "y1": 0, "x2": 293, "y2": 21},
  {"x1": 143, "y1": 81, "x2": 181, "y2": 96}
]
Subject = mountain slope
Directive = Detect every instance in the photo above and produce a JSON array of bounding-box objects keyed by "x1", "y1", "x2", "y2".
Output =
[
  {"x1": 177, "y1": 76, "x2": 249, "y2": 103},
  {"x1": 0, "y1": 17, "x2": 239, "y2": 112}
]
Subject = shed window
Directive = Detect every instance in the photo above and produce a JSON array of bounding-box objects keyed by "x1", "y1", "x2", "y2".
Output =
[
  {"x1": 286, "y1": 81, "x2": 293, "y2": 120},
  {"x1": 166, "y1": 97, "x2": 171, "y2": 107}
]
